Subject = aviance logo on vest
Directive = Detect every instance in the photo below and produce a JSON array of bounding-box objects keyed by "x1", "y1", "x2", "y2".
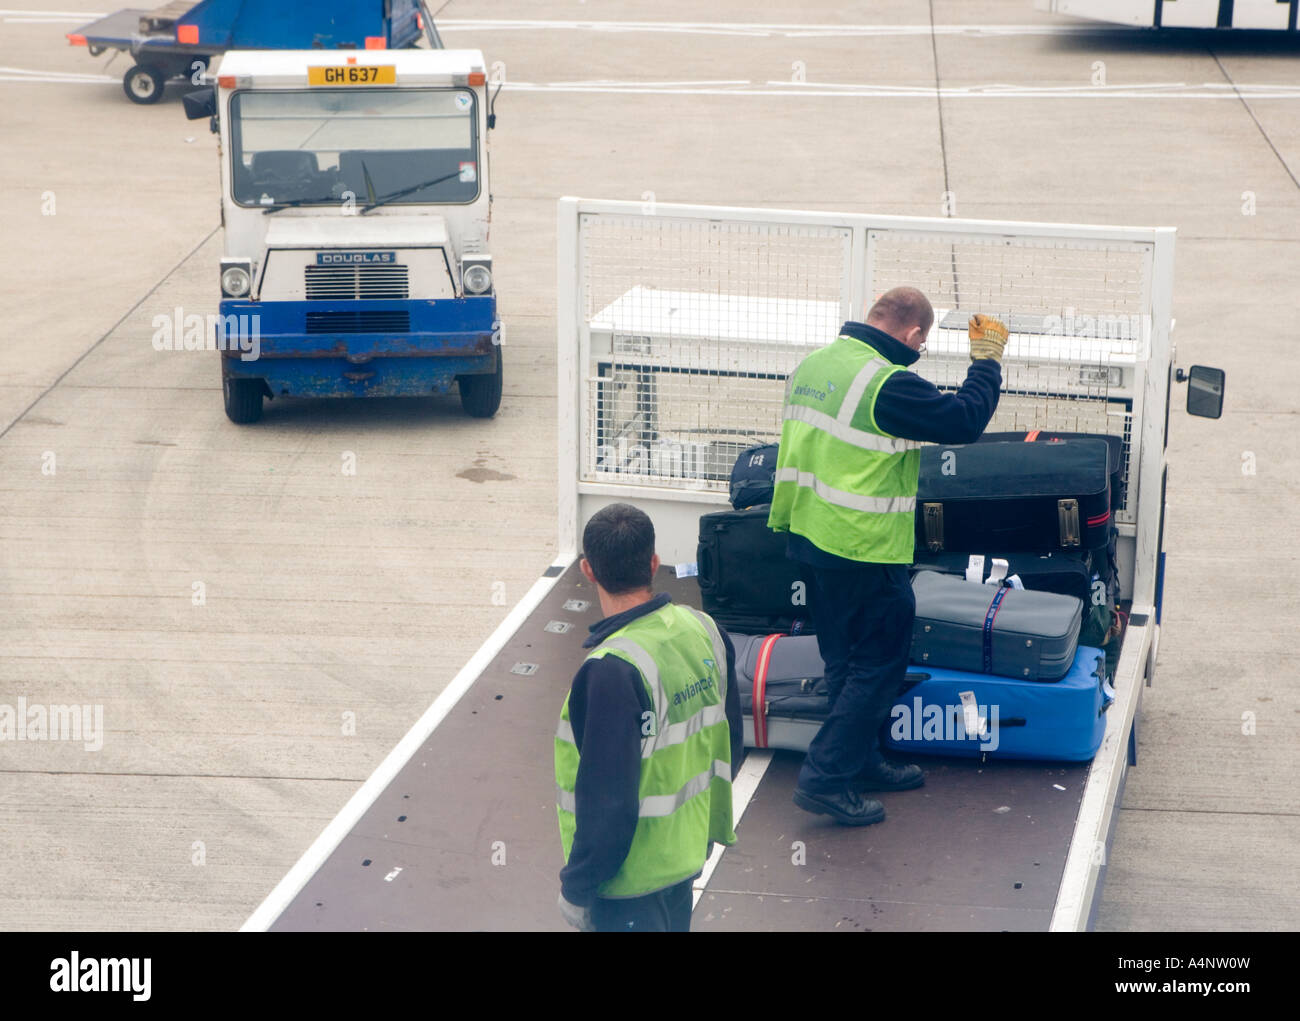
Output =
[
  {"x1": 769, "y1": 335, "x2": 923, "y2": 565},
  {"x1": 674, "y1": 675, "x2": 715, "y2": 706},
  {"x1": 555, "y1": 603, "x2": 737, "y2": 899}
]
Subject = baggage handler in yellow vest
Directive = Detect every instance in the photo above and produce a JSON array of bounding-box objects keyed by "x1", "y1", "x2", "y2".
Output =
[
  {"x1": 769, "y1": 287, "x2": 1008, "y2": 825},
  {"x1": 556, "y1": 503, "x2": 743, "y2": 931}
]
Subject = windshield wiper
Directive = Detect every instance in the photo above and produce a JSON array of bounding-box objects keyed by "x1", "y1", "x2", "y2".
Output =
[
  {"x1": 360, "y1": 170, "x2": 462, "y2": 214},
  {"x1": 260, "y1": 195, "x2": 341, "y2": 214}
]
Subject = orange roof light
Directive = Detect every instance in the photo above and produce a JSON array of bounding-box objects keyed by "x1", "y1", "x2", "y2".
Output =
[
  {"x1": 67, "y1": 33, "x2": 87, "y2": 45},
  {"x1": 217, "y1": 75, "x2": 236, "y2": 89},
  {"x1": 177, "y1": 23, "x2": 199, "y2": 44},
  {"x1": 468, "y1": 71, "x2": 485, "y2": 86},
  {"x1": 364, "y1": 36, "x2": 386, "y2": 49},
  {"x1": 346, "y1": 56, "x2": 357, "y2": 64}
]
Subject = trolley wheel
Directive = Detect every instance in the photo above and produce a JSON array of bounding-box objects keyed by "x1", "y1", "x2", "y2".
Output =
[
  {"x1": 457, "y1": 347, "x2": 503, "y2": 419},
  {"x1": 223, "y1": 374, "x2": 265, "y2": 424},
  {"x1": 123, "y1": 64, "x2": 165, "y2": 104}
]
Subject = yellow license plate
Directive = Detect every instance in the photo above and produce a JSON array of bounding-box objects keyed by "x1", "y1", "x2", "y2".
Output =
[{"x1": 308, "y1": 65, "x2": 395, "y2": 86}]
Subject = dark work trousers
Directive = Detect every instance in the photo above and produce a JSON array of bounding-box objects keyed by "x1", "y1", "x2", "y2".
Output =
[
  {"x1": 590, "y1": 877, "x2": 694, "y2": 932},
  {"x1": 797, "y1": 562, "x2": 916, "y2": 795}
]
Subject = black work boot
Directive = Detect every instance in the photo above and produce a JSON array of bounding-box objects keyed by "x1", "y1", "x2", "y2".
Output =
[
  {"x1": 792, "y1": 787, "x2": 886, "y2": 826},
  {"x1": 856, "y1": 758, "x2": 925, "y2": 792}
]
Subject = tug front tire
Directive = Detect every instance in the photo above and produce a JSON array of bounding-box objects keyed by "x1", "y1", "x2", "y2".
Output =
[
  {"x1": 458, "y1": 348, "x2": 503, "y2": 419},
  {"x1": 223, "y1": 375, "x2": 264, "y2": 424}
]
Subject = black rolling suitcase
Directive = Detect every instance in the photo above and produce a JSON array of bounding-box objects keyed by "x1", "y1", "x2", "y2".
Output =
[
  {"x1": 915, "y1": 439, "x2": 1112, "y2": 554},
  {"x1": 976, "y1": 430, "x2": 1127, "y2": 510},
  {"x1": 697, "y1": 506, "x2": 815, "y2": 635}
]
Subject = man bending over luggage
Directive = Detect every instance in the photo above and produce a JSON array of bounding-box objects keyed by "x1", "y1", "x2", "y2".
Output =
[
  {"x1": 555, "y1": 503, "x2": 744, "y2": 930},
  {"x1": 768, "y1": 287, "x2": 1007, "y2": 825}
]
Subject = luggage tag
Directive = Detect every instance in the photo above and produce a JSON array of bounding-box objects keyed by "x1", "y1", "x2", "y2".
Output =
[
  {"x1": 985, "y1": 558, "x2": 1008, "y2": 585},
  {"x1": 965, "y1": 554, "x2": 986, "y2": 584},
  {"x1": 957, "y1": 690, "x2": 988, "y2": 738},
  {"x1": 675, "y1": 562, "x2": 698, "y2": 579}
]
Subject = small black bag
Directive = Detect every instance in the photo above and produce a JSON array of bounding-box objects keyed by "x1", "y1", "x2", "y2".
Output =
[{"x1": 729, "y1": 443, "x2": 779, "y2": 510}]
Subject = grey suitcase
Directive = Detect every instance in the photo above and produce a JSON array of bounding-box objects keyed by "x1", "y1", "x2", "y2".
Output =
[{"x1": 910, "y1": 570, "x2": 1082, "y2": 682}]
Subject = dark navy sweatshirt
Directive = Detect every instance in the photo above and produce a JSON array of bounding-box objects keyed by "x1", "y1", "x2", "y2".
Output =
[
  {"x1": 558, "y1": 592, "x2": 743, "y2": 907},
  {"x1": 787, "y1": 321, "x2": 1002, "y2": 569}
]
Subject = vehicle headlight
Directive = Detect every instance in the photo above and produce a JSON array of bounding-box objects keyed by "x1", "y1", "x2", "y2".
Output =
[
  {"x1": 221, "y1": 261, "x2": 252, "y2": 298},
  {"x1": 462, "y1": 258, "x2": 492, "y2": 296}
]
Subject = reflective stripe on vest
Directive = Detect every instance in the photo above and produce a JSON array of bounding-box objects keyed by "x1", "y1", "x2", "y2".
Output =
[
  {"x1": 773, "y1": 467, "x2": 917, "y2": 515},
  {"x1": 555, "y1": 758, "x2": 732, "y2": 818}
]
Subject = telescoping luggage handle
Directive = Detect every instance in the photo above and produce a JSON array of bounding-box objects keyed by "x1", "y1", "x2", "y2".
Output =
[{"x1": 750, "y1": 633, "x2": 784, "y2": 749}]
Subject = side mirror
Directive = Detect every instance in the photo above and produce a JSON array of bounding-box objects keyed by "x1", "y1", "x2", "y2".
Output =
[
  {"x1": 1180, "y1": 364, "x2": 1225, "y2": 419},
  {"x1": 183, "y1": 86, "x2": 216, "y2": 122}
]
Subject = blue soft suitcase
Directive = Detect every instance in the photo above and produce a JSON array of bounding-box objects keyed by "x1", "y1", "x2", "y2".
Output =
[{"x1": 884, "y1": 647, "x2": 1114, "y2": 761}]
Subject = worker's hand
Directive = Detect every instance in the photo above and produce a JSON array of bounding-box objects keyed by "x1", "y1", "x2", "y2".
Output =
[
  {"x1": 558, "y1": 892, "x2": 594, "y2": 932},
  {"x1": 968, "y1": 314, "x2": 1009, "y2": 363}
]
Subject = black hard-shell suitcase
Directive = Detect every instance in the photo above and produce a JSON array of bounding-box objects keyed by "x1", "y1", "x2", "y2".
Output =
[
  {"x1": 915, "y1": 439, "x2": 1112, "y2": 553},
  {"x1": 697, "y1": 506, "x2": 814, "y2": 635},
  {"x1": 976, "y1": 430, "x2": 1126, "y2": 511}
]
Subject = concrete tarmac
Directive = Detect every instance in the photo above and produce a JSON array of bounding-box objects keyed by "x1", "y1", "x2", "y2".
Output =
[{"x1": 0, "y1": 0, "x2": 1295, "y2": 930}]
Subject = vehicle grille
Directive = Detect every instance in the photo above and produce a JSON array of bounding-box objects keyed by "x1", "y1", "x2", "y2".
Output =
[
  {"x1": 304, "y1": 264, "x2": 409, "y2": 300},
  {"x1": 305, "y1": 311, "x2": 411, "y2": 335}
]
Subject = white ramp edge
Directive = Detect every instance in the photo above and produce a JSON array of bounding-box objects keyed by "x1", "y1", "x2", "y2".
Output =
[{"x1": 240, "y1": 555, "x2": 577, "y2": 932}]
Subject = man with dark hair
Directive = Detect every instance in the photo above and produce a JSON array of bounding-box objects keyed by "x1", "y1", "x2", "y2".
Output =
[
  {"x1": 555, "y1": 503, "x2": 743, "y2": 931},
  {"x1": 769, "y1": 288, "x2": 1008, "y2": 825}
]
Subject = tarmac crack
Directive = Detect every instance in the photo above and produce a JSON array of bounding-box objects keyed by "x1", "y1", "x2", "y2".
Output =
[
  {"x1": 1209, "y1": 49, "x2": 1300, "y2": 192},
  {"x1": 0, "y1": 226, "x2": 219, "y2": 444}
]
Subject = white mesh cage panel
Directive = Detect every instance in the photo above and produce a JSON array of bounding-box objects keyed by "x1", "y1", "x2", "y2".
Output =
[
  {"x1": 573, "y1": 206, "x2": 1156, "y2": 524},
  {"x1": 581, "y1": 215, "x2": 851, "y2": 488}
]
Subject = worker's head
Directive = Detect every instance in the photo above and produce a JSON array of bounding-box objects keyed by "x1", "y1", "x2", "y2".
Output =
[
  {"x1": 580, "y1": 503, "x2": 660, "y2": 598},
  {"x1": 866, "y1": 286, "x2": 934, "y2": 352}
]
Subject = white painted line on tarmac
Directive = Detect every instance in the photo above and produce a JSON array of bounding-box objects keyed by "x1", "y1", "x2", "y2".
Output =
[
  {"x1": 437, "y1": 19, "x2": 1103, "y2": 38},
  {"x1": 240, "y1": 555, "x2": 578, "y2": 932},
  {"x1": 0, "y1": 65, "x2": 116, "y2": 83},
  {"x1": 501, "y1": 79, "x2": 1300, "y2": 99},
  {"x1": 693, "y1": 749, "x2": 773, "y2": 909},
  {"x1": 4, "y1": 62, "x2": 1298, "y2": 100}
]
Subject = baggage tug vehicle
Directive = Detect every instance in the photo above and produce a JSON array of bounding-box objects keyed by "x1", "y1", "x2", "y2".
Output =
[
  {"x1": 243, "y1": 200, "x2": 1223, "y2": 931},
  {"x1": 186, "y1": 48, "x2": 501, "y2": 423}
]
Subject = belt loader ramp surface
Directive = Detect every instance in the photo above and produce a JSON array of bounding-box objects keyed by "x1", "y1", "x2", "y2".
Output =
[{"x1": 243, "y1": 199, "x2": 1194, "y2": 931}]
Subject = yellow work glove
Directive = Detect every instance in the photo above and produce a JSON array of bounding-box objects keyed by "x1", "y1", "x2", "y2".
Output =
[{"x1": 968, "y1": 314, "x2": 1009, "y2": 363}]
